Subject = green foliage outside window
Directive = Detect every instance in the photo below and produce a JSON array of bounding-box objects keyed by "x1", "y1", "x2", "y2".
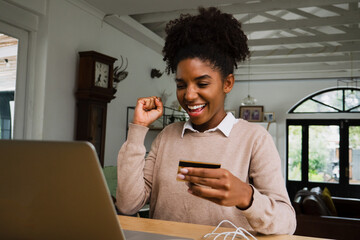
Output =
[
  {"x1": 288, "y1": 126, "x2": 302, "y2": 181},
  {"x1": 308, "y1": 125, "x2": 339, "y2": 183},
  {"x1": 288, "y1": 125, "x2": 340, "y2": 183},
  {"x1": 350, "y1": 126, "x2": 360, "y2": 149}
]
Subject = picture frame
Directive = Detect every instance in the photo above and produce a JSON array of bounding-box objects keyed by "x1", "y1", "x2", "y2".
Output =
[
  {"x1": 263, "y1": 112, "x2": 275, "y2": 122},
  {"x1": 239, "y1": 106, "x2": 264, "y2": 122}
]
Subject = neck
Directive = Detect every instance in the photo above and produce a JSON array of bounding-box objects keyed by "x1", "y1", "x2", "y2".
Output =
[{"x1": 193, "y1": 111, "x2": 227, "y2": 132}]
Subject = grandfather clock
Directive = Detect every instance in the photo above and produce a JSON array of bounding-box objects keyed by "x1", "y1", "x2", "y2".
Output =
[{"x1": 75, "y1": 51, "x2": 117, "y2": 167}]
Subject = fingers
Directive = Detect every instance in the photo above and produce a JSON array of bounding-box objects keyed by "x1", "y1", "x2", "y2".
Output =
[
  {"x1": 139, "y1": 96, "x2": 160, "y2": 111},
  {"x1": 189, "y1": 176, "x2": 224, "y2": 189},
  {"x1": 178, "y1": 168, "x2": 253, "y2": 207},
  {"x1": 154, "y1": 96, "x2": 163, "y2": 112},
  {"x1": 186, "y1": 182, "x2": 227, "y2": 204},
  {"x1": 178, "y1": 167, "x2": 226, "y2": 182},
  {"x1": 178, "y1": 169, "x2": 225, "y2": 188},
  {"x1": 132, "y1": 96, "x2": 163, "y2": 127}
]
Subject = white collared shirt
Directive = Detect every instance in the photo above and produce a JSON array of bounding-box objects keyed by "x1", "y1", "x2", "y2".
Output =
[{"x1": 181, "y1": 112, "x2": 239, "y2": 138}]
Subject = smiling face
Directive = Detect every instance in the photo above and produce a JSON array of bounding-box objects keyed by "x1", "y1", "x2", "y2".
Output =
[{"x1": 175, "y1": 58, "x2": 234, "y2": 132}]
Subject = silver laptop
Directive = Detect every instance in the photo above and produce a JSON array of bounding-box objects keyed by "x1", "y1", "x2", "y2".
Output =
[{"x1": 0, "y1": 140, "x2": 192, "y2": 240}]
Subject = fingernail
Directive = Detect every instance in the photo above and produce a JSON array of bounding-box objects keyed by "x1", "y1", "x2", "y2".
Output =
[
  {"x1": 177, "y1": 174, "x2": 185, "y2": 180},
  {"x1": 180, "y1": 168, "x2": 188, "y2": 174}
]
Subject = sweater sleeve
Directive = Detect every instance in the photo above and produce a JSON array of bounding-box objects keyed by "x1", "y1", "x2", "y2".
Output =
[
  {"x1": 116, "y1": 123, "x2": 158, "y2": 215},
  {"x1": 241, "y1": 130, "x2": 297, "y2": 235}
]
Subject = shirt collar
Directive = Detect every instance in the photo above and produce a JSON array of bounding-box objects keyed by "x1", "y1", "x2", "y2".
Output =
[{"x1": 181, "y1": 112, "x2": 238, "y2": 138}]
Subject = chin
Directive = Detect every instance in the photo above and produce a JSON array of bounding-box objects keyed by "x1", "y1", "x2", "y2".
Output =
[{"x1": 189, "y1": 117, "x2": 207, "y2": 126}]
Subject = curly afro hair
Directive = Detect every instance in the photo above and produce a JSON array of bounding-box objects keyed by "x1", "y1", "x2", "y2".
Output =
[{"x1": 162, "y1": 7, "x2": 250, "y2": 78}]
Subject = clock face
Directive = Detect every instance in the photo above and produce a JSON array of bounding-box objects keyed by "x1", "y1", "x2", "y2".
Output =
[{"x1": 94, "y1": 61, "x2": 109, "y2": 88}]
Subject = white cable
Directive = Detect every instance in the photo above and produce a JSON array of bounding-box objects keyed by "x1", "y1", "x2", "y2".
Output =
[{"x1": 202, "y1": 220, "x2": 257, "y2": 240}]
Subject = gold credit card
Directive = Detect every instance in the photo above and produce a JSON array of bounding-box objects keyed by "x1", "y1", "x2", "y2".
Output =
[{"x1": 177, "y1": 160, "x2": 221, "y2": 181}]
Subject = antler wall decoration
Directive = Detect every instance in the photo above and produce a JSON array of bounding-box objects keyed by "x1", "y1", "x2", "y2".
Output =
[{"x1": 113, "y1": 56, "x2": 129, "y2": 88}]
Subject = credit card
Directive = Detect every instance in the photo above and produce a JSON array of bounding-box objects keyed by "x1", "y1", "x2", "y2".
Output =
[
  {"x1": 178, "y1": 160, "x2": 221, "y2": 169},
  {"x1": 177, "y1": 160, "x2": 221, "y2": 181}
]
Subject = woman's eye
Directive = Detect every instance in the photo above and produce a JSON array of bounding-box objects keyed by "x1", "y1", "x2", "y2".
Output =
[
  {"x1": 198, "y1": 83, "x2": 209, "y2": 88},
  {"x1": 176, "y1": 84, "x2": 186, "y2": 89}
]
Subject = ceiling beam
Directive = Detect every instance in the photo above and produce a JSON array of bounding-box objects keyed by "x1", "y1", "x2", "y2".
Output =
[
  {"x1": 249, "y1": 31, "x2": 360, "y2": 46},
  {"x1": 235, "y1": 62, "x2": 356, "y2": 73},
  {"x1": 320, "y1": 5, "x2": 349, "y2": 15},
  {"x1": 243, "y1": 53, "x2": 360, "y2": 65},
  {"x1": 222, "y1": 0, "x2": 360, "y2": 15},
  {"x1": 243, "y1": 10, "x2": 360, "y2": 32},
  {"x1": 288, "y1": 9, "x2": 320, "y2": 19},
  {"x1": 136, "y1": 9, "x2": 359, "y2": 37},
  {"x1": 145, "y1": 22, "x2": 167, "y2": 32},
  {"x1": 104, "y1": 15, "x2": 164, "y2": 54},
  {"x1": 251, "y1": 42, "x2": 360, "y2": 57},
  {"x1": 133, "y1": 0, "x2": 359, "y2": 24}
]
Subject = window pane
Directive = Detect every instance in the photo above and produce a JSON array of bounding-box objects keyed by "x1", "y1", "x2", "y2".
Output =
[
  {"x1": 293, "y1": 99, "x2": 338, "y2": 113},
  {"x1": 309, "y1": 125, "x2": 339, "y2": 183},
  {"x1": 350, "y1": 106, "x2": 360, "y2": 112},
  {"x1": 313, "y1": 90, "x2": 343, "y2": 111},
  {"x1": 345, "y1": 90, "x2": 360, "y2": 111},
  {"x1": 349, "y1": 126, "x2": 360, "y2": 185},
  {"x1": 288, "y1": 125, "x2": 302, "y2": 181}
]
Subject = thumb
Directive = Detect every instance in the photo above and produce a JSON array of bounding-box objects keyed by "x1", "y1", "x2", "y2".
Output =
[{"x1": 155, "y1": 97, "x2": 163, "y2": 114}]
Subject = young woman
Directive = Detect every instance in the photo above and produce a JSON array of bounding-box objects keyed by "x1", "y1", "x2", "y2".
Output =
[{"x1": 116, "y1": 7, "x2": 296, "y2": 235}]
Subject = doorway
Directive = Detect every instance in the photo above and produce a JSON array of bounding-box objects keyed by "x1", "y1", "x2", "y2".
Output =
[{"x1": 0, "y1": 21, "x2": 29, "y2": 139}]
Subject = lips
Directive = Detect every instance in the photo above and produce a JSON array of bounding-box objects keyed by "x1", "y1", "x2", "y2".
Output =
[{"x1": 187, "y1": 104, "x2": 206, "y2": 116}]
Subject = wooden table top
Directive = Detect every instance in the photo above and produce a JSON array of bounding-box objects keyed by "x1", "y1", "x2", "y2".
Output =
[{"x1": 117, "y1": 215, "x2": 330, "y2": 240}]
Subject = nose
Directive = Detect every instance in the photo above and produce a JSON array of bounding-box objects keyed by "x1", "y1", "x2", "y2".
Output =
[{"x1": 184, "y1": 85, "x2": 198, "y2": 102}]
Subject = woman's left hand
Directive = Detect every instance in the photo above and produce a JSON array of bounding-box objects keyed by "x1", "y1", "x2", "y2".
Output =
[{"x1": 177, "y1": 167, "x2": 253, "y2": 209}]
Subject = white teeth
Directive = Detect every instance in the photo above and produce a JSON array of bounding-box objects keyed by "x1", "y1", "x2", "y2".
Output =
[{"x1": 188, "y1": 104, "x2": 205, "y2": 110}]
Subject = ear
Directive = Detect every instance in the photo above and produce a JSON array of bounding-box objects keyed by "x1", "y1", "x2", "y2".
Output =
[{"x1": 223, "y1": 74, "x2": 235, "y2": 94}]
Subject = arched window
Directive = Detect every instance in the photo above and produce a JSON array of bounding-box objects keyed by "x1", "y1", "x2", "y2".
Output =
[
  {"x1": 286, "y1": 87, "x2": 360, "y2": 200},
  {"x1": 289, "y1": 87, "x2": 360, "y2": 113}
]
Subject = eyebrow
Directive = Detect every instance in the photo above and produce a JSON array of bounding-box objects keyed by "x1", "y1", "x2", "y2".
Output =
[{"x1": 175, "y1": 74, "x2": 212, "y2": 82}]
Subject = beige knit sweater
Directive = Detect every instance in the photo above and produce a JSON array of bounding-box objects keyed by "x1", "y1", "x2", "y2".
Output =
[{"x1": 116, "y1": 120, "x2": 296, "y2": 235}]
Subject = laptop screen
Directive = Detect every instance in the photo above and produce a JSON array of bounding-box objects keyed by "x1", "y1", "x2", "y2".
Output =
[{"x1": 0, "y1": 140, "x2": 124, "y2": 240}]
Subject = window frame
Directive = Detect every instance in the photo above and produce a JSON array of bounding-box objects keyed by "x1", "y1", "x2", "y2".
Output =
[
  {"x1": 289, "y1": 87, "x2": 360, "y2": 113},
  {"x1": 286, "y1": 119, "x2": 360, "y2": 200}
]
